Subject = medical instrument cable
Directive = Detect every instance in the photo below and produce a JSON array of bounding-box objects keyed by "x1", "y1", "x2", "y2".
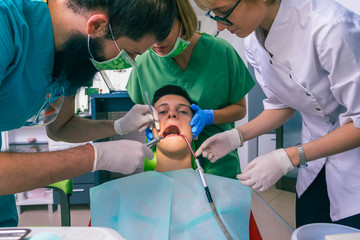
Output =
[{"x1": 180, "y1": 134, "x2": 233, "y2": 240}]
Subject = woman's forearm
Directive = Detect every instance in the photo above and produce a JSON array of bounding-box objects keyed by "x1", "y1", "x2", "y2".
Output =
[
  {"x1": 213, "y1": 98, "x2": 247, "y2": 124},
  {"x1": 286, "y1": 121, "x2": 360, "y2": 166},
  {"x1": 239, "y1": 108, "x2": 296, "y2": 142}
]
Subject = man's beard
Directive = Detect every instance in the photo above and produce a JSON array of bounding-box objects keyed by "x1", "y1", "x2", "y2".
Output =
[{"x1": 53, "y1": 34, "x2": 104, "y2": 96}]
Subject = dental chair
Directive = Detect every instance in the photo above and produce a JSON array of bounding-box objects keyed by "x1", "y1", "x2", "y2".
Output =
[{"x1": 46, "y1": 179, "x2": 73, "y2": 226}]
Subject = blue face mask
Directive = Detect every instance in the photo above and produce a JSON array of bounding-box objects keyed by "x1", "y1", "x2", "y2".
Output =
[
  {"x1": 88, "y1": 24, "x2": 135, "y2": 70},
  {"x1": 150, "y1": 24, "x2": 190, "y2": 58}
]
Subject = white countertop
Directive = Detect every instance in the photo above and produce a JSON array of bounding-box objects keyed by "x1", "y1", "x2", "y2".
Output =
[
  {"x1": 325, "y1": 232, "x2": 360, "y2": 240},
  {"x1": 1, "y1": 227, "x2": 126, "y2": 240}
]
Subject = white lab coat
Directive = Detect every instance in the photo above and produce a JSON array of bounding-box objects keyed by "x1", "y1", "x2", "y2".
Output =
[{"x1": 244, "y1": 0, "x2": 360, "y2": 221}]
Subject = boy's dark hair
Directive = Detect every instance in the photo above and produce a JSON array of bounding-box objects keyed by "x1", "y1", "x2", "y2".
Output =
[
  {"x1": 67, "y1": 0, "x2": 176, "y2": 42},
  {"x1": 152, "y1": 85, "x2": 195, "y2": 106}
]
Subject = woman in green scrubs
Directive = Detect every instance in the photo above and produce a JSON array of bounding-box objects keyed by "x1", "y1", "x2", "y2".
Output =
[{"x1": 126, "y1": 0, "x2": 255, "y2": 179}]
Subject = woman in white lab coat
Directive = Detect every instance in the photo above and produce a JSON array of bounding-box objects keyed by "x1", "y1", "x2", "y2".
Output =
[{"x1": 193, "y1": 0, "x2": 360, "y2": 229}]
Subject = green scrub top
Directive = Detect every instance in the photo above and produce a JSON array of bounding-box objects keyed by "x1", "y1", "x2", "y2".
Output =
[
  {"x1": 0, "y1": 0, "x2": 54, "y2": 226},
  {"x1": 127, "y1": 33, "x2": 255, "y2": 179}
]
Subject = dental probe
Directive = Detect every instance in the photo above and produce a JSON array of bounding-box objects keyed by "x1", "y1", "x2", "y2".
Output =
[
  {"x1": 145, "y1": 91, "x2": 160, "y2": 138},
  {"x1": 179, "y1": 134, "x2": 233, "y2": 240}
]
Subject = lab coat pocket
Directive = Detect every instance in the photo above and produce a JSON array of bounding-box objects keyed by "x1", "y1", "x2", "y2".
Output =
[
  {"x1": 330, "y1": 147, "x2": 360, "y2": 189},
  {"x1": 301, "y1": 121, "x2": 313, "y2": 142}
]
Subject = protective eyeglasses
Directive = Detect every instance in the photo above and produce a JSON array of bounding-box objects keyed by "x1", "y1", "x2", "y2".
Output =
[
  {"x1": 29, "y1": 85, "x2": 65, "y2": 126},
  {"x1": 206, "y1": 0, "x2": 242, "y2": 26}
]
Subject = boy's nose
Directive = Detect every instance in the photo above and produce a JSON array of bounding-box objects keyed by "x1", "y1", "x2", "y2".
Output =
[{"x1": 167, "y1": 113, "x2": 178, "y2": 119}]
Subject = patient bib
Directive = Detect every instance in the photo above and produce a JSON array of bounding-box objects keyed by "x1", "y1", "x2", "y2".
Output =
[{"x1": 90, "y1": 169, "x2": 251, "y2": 240}]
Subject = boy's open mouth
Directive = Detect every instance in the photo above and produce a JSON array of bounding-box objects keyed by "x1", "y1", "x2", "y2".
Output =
[{"x1": 162, "y1": 125, "x2": 180, "y2": 138}]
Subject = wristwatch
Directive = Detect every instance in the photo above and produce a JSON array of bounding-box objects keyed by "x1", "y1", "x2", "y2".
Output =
[{"x1": 296, "y1": 143, "x2": 308, "y2": 168}]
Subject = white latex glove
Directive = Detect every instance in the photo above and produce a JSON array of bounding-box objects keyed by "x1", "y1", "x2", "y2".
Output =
[
  {"x1": 114, "y1": 104, "x2": 160, "y2": 135},
  {"x1": 237, "y1": 148, "x2": 294, "y2": 192},
  {"x1": 90, "y1": 140, "x2": 154, "y2": 174},
  {"x1": 195, "y1": 129, "x2": 241, "y2": 162}
]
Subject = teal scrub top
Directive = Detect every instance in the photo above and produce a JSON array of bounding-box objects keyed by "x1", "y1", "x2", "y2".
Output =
[
  {"x1": 127, "y1": 33, "x2": 255, "y2": 179},
  {"x1": 0, "y1": 0, "x2": 54, "y2": 226}
]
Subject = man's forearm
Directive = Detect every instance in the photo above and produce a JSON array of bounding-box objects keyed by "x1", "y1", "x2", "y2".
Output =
[
  {"x1": 46, "y1": 116, "x2": 116, "y2": 143},
  {"x1": 45, "y1": 95, "x2": 117, "y2": 143},
  {"x1": 0, "y1": 144, "x2": 94, "y2": 195}
]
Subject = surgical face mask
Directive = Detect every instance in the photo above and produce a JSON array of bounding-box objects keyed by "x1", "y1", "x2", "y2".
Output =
[
  {"x1": 88, "y1": 24, "x2": 135, "y2": 70},
  {"x1": 150, "y1": 25, "x2": 190, "y2": 58}
]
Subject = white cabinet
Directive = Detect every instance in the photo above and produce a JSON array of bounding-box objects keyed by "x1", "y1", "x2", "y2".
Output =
[
  {"x1": 258, "y1": 133, "x2": 277, "y2": 156},
  {"x1": 15, "y1": 188, "x2": 54, "y2": 213},
  {"x1": 2, "y1": 125, "x2": 55, "y2": 213}
]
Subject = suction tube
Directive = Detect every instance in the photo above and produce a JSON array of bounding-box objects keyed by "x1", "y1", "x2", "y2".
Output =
[{"x1": 179, "y1": 134, "x2": 233, "y2": 240}]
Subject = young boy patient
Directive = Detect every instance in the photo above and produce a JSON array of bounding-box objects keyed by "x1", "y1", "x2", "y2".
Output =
[
  {"x1": 90, "y1": 85, "x2": 251, "y2": 240},
  {"x1": 149, "y1": 85, "x2": 195, "y2": 172}
]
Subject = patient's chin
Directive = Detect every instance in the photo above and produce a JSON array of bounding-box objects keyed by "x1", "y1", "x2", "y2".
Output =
[
  {"x1": 160, "y1": 135, "x2": 184, "y2": 145},
  {"x1": 157, "y1": 137, "x2": 188, "y2": 153}
]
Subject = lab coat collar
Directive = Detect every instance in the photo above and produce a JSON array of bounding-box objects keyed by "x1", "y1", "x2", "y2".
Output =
[{"x1": 258, "y1": 0, "x2": 303, "y2": 57}]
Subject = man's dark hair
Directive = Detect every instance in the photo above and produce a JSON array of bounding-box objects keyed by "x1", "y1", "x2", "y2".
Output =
[
  {"x1": 67, "y1": 0, "x2": 177, "y2": 42},
  {"x1": 152, "y1": 85, "x2": 195, "y2": 106}
]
